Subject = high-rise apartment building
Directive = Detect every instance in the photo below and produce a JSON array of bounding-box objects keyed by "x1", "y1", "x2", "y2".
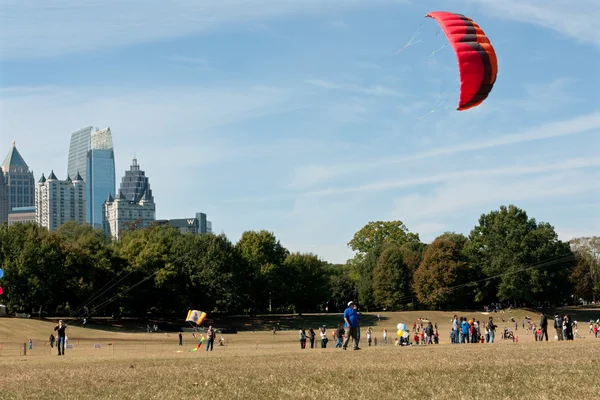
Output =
[
  {"x1": 67, "y1": 126, "x2": 116, "y2": 229},
  {"x1": 2, "y1": 141, "x2": 36, "y2": 213},
  {"x1": 103, "y1": 157, "x2": 155, "y2": 240},
  {"x1": 36, "y1": 171, "x2": 86, "y2": 231}
]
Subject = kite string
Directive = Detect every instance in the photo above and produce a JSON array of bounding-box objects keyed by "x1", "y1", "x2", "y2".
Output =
[{"x1": 395, "y1": 23, "x2": 423, "y2": 54}]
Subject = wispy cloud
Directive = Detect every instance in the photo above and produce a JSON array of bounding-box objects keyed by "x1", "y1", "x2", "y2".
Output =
[
  {"x1": 306, "y1": 78, "x2": 404, "y2": 97},
  {"x1": 466, "y1": 0, "x2": 600, "y2": 48},
  {"x1": 391, "y1": 170, "x2": 600, "y2": 220},
  {"x1": 0, "y1": 0, "x2": 407, "y2": 59},
  {"x1": 288, "y1": 111, "x2": 600, "y2": 189},
  {"x1": 304, "y1": 157, "x2": 600, "y2": 197}
]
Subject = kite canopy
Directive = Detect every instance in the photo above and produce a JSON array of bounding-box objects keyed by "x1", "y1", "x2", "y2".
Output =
[{"x1": 426, "y1": 11, "x2": 498, "y2": 111}]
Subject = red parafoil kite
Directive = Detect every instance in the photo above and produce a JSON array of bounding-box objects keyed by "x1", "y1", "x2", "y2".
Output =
[{"x1": 426, "y1": 11, "x2": 498, "y2": 111}]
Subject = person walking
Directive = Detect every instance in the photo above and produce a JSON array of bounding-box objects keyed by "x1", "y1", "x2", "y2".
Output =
[
  {"x1": 342, "y1": 301, "x2": 360, "y2": 350},
  {"x1": 54, "y1": 320, "x2": 67, "y2": 355}
]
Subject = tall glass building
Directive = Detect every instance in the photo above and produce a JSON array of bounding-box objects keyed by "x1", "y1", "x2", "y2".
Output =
[
  {"x1": 68, "y1": 126, "x2": 93, "y2": 181},
  {"x1": 67, "y1": 126, "x2": 116, "y2": 229},
  {"x1": 87, "y1": 128, "x2": 116, "y2": 229}
]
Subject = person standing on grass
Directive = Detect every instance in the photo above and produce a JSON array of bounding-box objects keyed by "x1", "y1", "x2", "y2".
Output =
[
  {"x1": 342, "y1": 301, "x2": 360, "y2": 350},
  {"x1": 299, "y1": 329, "x2": 306, "y2": 349},
  {"x1": 487, "y1": 317, "x2": 497, "y2": 343},
  {"x1": 555, "y1": 314, "x2": 564, "y2": 340},
  {"x1": 335, "y1": 324, "x2": 344, "y2": 348},
  {"x1": 320, "y1": 326, "x2": 328, "y2": 348},
  {"x1": 539, "y1": 312, "x2": 548, "y2": 341},
  {"x1": 308, "y1": 328, "x2": 315, "y2": 348},
  {"x1": 205, "y1": 326, "x2": 216, "y2": 351},
  {"x1": 54, "y1": 320, "x2": 67, "y2": 355}
]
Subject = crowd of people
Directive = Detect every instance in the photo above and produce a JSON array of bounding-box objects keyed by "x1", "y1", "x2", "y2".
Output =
[{"x1": 36, "y1": 303, "x2": 600, "y2": 356}]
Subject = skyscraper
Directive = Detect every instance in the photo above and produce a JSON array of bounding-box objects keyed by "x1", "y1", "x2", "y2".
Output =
[
  {"x1": 87, "y1": 128, "x2": 116, "y2": 229},
  {"x1": 103, "y1": 157, "x2": 155, "y2": 240},
  {"x1": 67, "y1": 126, "x2": 116, "y2": 229},
  {"x1": 36, "y1": 171, "x2": 86, "y2": 231},
  {"x1": 67, "y1": 126, "x2": 93, "y2": 180},
  {"x1": 119, "y1": 157, "x2": 153, "y2": 202},
  {"x1": 2, "y1": 140, "x2": 35, "y2": 212}
]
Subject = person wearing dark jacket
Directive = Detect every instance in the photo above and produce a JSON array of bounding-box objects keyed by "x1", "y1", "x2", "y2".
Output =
[
  {"x1": 554, "y1": 314, "x2": 563, "y2": 340},
  {"x1": 539, "y1": 313, "x2": 548, "y2": 341}
]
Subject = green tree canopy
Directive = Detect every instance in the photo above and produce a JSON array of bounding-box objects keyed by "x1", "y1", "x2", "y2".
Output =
[
  {"x1": 347, "y1": 220, "x2": 420, "y2": 255},
  {"x1": 372, "y1": 245, "x2": 411, "y2": 310},
  {"x1": 465, "y1": 205, "x2": 574, "y2": 306}
]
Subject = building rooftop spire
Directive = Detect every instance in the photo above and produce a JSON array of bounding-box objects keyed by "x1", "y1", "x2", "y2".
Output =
[
  {"x1": 2, "y1": 141, "x2": 29, "y2": 170},
  {"x1": 12, "y1": 140, "x2": 16, "y2": 148}
]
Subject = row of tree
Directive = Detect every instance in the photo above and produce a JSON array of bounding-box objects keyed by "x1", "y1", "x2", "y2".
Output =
[{"x1": 0, "y1": 205, "x2": 597, "y2": 317}]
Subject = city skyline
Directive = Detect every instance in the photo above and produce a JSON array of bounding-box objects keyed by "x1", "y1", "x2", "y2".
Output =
[
  {"x1": 1, "y1": 139, "x2": 213, "y2": 236},
  {"x1": 1, "y1": 0, "x2": 598, "y2": 263}
]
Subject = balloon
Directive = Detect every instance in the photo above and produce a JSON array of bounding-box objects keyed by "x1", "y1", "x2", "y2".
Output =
[
  {"x1": 469, "y1": 319, "x2": 473, "y2": 325},
  {"x1": 0, "y1": 286, "x2": 3, "y2": 296},
  {"x1": 397, "y1": 323, "x2": 406, "y2": 331},
  {"x1": 0, "y1": 268, "x2": 3, "y2": 279},
  {"x1": 426, "y1": 11, "x2": 498, "y2": 111},
  {"x1": 403, "y1": 331, "x2": 409, "y2": 339},
  {"x1": 397, "y1": 329, "x2": 404, "y2": 337}
]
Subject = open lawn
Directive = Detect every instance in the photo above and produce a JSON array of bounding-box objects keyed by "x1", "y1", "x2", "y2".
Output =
[{"x1": 1, "y1": 308, "x2": 600, "y2": 399}]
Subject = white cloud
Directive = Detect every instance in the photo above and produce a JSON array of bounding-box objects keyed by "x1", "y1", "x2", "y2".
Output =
[
  {"x1": 303, "y1": 157, "x2": 600, "y2": 197},
  {"x1": 465, "y1": 0, "x2": 600, "y2": 48},
  {"x1": 392, "y1": 171, "x2": 600, "y2": 220},
  {"x1": 306, "y1": 79, "x2": 404, "y2": 97},
  {"x1": 288, "y1": 111, "x2": 600, "y2": 189},
  {"x1": 0, "y1": 0, "x2": 408, "y2": 59}
]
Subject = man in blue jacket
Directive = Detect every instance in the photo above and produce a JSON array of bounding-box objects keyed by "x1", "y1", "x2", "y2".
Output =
[{"x1": 342, "y1": 301, "x2": 361, "y2": 350}]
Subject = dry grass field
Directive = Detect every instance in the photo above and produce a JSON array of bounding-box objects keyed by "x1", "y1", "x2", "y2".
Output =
[{"x1": 1, "y1": 308, "x2": 599, "y2": 399}]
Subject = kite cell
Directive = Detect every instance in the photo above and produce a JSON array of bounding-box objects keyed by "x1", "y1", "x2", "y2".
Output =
[{"x1": 426, "y1": 11, "x2": 498, "y2": 111}]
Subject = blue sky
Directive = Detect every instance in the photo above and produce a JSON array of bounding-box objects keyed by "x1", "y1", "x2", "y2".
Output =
[{"x1": 1, "y1": 0, "x2": 599, "y2": 264}]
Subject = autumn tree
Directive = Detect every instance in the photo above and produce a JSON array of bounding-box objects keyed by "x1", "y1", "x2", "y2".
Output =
[{"x1": 413, "y1": 234, "x2": 471, "y2": 309}]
